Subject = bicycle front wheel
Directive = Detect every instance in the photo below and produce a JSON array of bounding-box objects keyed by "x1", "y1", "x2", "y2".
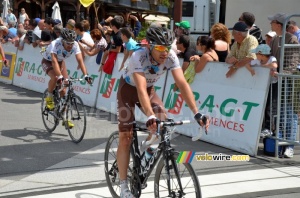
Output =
[
  {"x1": 41, "y1": 89, "x2": 58, "y2": 133},
  {"x1": 104, "y1": 131, "x2": 135, "y2": 198},
  {"x1": 154, "y1": 151, "x2": 201, "y2": 198},
  {"x1": 66, "y1": 95, "x2": 86, "y2": 143}
]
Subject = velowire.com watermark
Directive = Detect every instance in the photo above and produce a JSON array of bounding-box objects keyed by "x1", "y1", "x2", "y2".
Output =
[{"x1": 177, "y1": 151, "x2": 250, "y2": 163}]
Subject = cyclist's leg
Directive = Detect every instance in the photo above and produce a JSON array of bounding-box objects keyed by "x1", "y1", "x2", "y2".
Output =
[
  {"x1": 42, "y1": 59, "x2": 57, "y2": 110},
  {"x1": 140, "y1": 88, "x2": 167, "y2": 143},
  {"x1": 60, "y1": 61, "x2": 68, "y2": 97},
  {"x1": 60, "y1": 61, "x2": 74, "y2": 128},
  {"x1": 117, "y1": 77, "x2": 138, "y2": 197}
]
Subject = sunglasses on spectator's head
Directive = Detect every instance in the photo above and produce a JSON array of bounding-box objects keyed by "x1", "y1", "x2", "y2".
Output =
[{"x1": 153, "y1": 45, "x2": 171, "y2": 52}]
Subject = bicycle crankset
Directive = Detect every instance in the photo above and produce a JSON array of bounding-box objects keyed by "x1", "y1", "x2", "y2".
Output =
[{"x1": 130, "y1": 170, "x2": 142, "y2": 198}]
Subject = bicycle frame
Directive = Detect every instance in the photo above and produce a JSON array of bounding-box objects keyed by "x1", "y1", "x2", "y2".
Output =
[
  {"x1": 131, "y1": 119, "x2": 184, "y2": 191},
  {"x1": 47, "y1": 78, "x2": 82, "y2": 120}
]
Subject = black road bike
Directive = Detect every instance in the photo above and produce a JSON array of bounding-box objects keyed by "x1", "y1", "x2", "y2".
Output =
[
  {"x1": 104, "y1": 119, "x2": 201, "y2": 198},
  {"x1": 41, "y1": 77, "x2": 87, "y2": 143}
]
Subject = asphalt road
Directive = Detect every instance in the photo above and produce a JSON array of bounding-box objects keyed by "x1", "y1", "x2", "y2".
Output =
[{"x1": 1, "y1": 82, "x2": 300, "y2": 198}]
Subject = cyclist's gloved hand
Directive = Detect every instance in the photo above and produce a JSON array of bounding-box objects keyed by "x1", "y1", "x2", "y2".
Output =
[
  {"x1": 56, "y1": 75, "x2": 64, "y2": 86},
  {"x1": 84, "y1": 75, "x2": 93, "y2": 85},
  {"x1": 146, "y1": 115, "x2": 158, "y2": 134},
  {"x1": 194, "y1": 113, "x2": 209, "y2": 134}
]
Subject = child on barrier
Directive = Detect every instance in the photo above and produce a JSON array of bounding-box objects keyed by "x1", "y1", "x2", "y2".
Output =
[
  {"x1": 246, "y1": 44, "x2": 278, "y2": 80},
  {"x1": 119, "y1": 27, "x2": 140, "y2": 71}
]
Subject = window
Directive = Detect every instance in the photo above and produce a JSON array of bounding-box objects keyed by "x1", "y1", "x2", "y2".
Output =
[{"x1": 182, "y1": 2, "x2": 194, "y2": 17}]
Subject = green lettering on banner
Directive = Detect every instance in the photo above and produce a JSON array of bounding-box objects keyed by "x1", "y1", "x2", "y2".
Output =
[
  {"x1": 15, "y1": 57, "x2": 23, "y2": 73},
  {"x1": 100, "y1": 74, "x2": 111, "y2": 94},
  {"x1": 200, "y1": 95, "x2": 215, "y2": 112},
  {"x1": 242, "y1": 102, "x2": 259, "y2": 120},
  {"x1": 154, "y1": 86, "x2": 161, "y2": 92},
  {"x1": 72, "y1": 71, "x2": 78, "y2": 79},
  {"x1": 24, "y1": 62, "x2": 30, "y2": 72},
  {"x1": 220, "y1": 98, "x2": 237, "y2": 117},
  {"x1": 164, "y1": 84, "x2": 178, "y2": 109},
  {"x1": 114, "y1": 79, "x2": 120, "y2": 92},
  {"x1": 29, "y1": 63, "x2": 36, "y2": 73},
  {"x1": 37, "y1": 65, "x2": 43, "y2": 75}
]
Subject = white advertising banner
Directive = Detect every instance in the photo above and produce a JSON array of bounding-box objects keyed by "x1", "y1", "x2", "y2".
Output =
[
  {"x1": 12, "y1": 44, "x2": 101, "y2": 107},
  {"x1": 64, "y1": 54, "x2": 101, "y2": 107},
  {"x1": 163, "y1": 62, "x2": 270, "y2": 156},
  {"x1": 96, "y1": 54, "x2": 123, "y2": 114},
  {"x1": 13, "y1": 45, "x2": 49, "y2": 92}
]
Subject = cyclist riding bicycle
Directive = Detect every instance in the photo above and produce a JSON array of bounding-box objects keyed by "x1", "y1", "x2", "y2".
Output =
[
  {"x1": 41, "y1": 28, "x2": 92, "y2": 128},
  {"x1": 116, "y1": 26, "x2": 209, "y2": 198}
]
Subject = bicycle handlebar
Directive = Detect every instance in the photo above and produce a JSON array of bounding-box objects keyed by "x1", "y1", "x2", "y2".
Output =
[{"x1": 156, "y1": 119, "x2": 193, "y2": 136}]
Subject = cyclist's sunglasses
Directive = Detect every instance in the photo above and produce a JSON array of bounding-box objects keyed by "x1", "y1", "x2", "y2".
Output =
[
  {"x1": 63, "y1": 40, "x2": 74, "y2": 46},
  {"x1": 153, "y1": 45, "x2": 171, "y2": 52}
]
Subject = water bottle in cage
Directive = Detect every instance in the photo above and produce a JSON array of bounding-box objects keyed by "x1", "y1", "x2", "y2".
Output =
[
  {"x1": 140, "y1": 134, "x2": 157, "y2": 154},
  {"x1": 141, "y1": 147, "x2": 154, "y2": 168}
]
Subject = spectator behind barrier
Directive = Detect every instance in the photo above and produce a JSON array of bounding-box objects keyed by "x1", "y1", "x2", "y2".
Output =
[
  {"x1": 210, "y1": 23, "x2": 231, "y2": 62},
  {"x1": 265, "y1": 31, "x2": 276, "y2": 46},
  {"x1": 245, "y1": 44, "x2": 278, "y2": 77},
  {"x1": 190, "y1": 36, "x2": 219, "y2": 73},
  {"x1": 78, "y1": 28, "x2": 107, "y2": 58},
  {"x1": 119, "y1": 27, "x2": 140, "y2": 71},
  {"x1": 239, "y1": 12, "x2": 263, "y2": 44},
  {"x1": 225, "y1": 21, "x2": 258, "y2": 78}
]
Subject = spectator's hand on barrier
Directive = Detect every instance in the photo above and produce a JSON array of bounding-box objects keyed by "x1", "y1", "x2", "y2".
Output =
[
  {"x1": 270, "y1": 69, "x2": 278, "y2": 77},
  {"x1": 146, "y1": 115, "x2": 158, "y2": 134},
  {"x1": 84, "y1": 75, "x2": 93, "y2": 85},
  {"x1": 226, "y1": 65, "x2": 238, "y2": 78},
  {"x1": 226, "y1": 57, "x2": 238, "y2": 64},
  {"x1": 99, "y1": 64, "x2": 103, "y2": 72},
  {"x1": 3, "y1": 59, "x2": 8, "y2": 67},
  {"x1": 56, "y1": 75, "x2": 64, "y2": 86},
  {"x1": 194, "y1": 113, "x2": 209, "y2": 134},
  {"x1": 190, "y1": 55, "x2": 200, "y2": 62}
]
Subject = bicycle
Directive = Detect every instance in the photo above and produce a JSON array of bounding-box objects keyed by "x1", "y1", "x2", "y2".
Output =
[
  {"x1": 41, "y1": 77, "x2": 87, "y2": 143},
  {"x1": 104, "y1": 118, "x2": 201, "y2": 198}
]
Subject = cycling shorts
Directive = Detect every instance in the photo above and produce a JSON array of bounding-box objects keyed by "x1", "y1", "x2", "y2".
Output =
[
  {"x1": 117, "y1": 77, "x2": 166, "y2": 132},
  {"x1": 42, "y1": 58, "x2": 64, "y2": 74}
]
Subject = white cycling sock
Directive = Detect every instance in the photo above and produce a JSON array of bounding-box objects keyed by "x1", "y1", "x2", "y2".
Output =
[
  {"x1": 120, "y1": 179, "x2": 128, "y2": 190},
  {"x1": 47, "y1": 92, "x2": 53, "y2": 98}
]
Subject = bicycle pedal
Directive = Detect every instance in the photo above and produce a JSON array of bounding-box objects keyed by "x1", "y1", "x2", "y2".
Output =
[{"x1": 141, "y1": 183, "x2": 147, "y2": 189}]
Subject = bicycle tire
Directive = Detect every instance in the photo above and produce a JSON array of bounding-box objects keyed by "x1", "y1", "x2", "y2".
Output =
[
  {"x1": 66, "y1": 95, "x2": 86, "y2": 143},
  {"x1": 104, "y1": 131, "x2": 135, "y2": 198},
  {"x1": 41, "y1": 89, "x2": 58, "y2": 133},
  {"x1": 154, "y1": 151, "x2": 201, "y2": 198}
]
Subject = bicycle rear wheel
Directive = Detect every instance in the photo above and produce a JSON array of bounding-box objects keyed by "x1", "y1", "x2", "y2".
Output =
[
  {"x1": 104, "y1": 131, "x2": 135, "y2": 198},
  {"x1": 66, "y1": 95, "x2": 86, "y2": 143},
  {"x1": 41, "y1": 89, "x2": 58, "y2": 133},
  {"x1": 154, "y1": 151, "x2": 201, "y2": 198}
]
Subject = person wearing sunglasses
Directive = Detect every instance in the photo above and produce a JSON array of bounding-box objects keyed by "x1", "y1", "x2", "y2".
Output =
[
  {"x1": 116, "y1": 26, "x2": 209, "y2": 198},
  {"x1": 41, "y1": 28, "x2": 92, "y2": 128}
]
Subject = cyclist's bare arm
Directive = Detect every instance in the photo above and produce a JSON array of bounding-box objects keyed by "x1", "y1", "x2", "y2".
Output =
[
  {"x1": 133, "y1": 72, "x2": 157, "y2": 132},
  {"x1": 172, "y1": 68, "x2": 209, "y2": 131},
  {"x1": 75, "y1": 53, "x2": 88, "y2": 75},
  {"x1": 51, "y1": 53, "x2": 62, "y2": 76}
]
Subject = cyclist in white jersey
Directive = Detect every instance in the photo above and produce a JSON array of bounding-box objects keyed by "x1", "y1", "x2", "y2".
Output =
[
  {"x1": 41, "y1": 28, "x2": 92, "y2": 128},
  {"x1": 116, "y1": 26, "x2": 209, "y2": 198}
]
